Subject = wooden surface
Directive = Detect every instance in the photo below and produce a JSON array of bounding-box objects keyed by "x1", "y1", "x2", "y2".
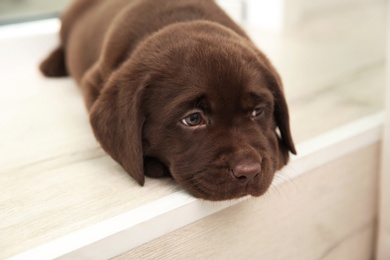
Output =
[
  {"x1": 0, "y1": 33, "x2": 178, "y2": 256},
  {"x1": 0, "y1": 2, "x2": 386, "y2": 258},
  {"x1": 117, "y1": 144, "x2": 380, "y2": 260}
]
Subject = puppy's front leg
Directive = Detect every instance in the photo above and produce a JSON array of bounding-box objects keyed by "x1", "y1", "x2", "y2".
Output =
[
  {"x1": 39, "y1": 46, "x2": 68, "y2": 77},
  {"x1": 144, "y1": 157, "x2": 171, "y2": 178}
]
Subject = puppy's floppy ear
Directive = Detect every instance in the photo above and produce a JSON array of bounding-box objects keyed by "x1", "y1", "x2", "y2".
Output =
[
  {"x1": 89, "y1": 71, "x2": 147, "y2": 185},
  {"x1": 251, "y1": 48, "x2": 296, "y2": 154},
  {"x1": 269, "y1": 72, "x2": 297, "y2": 155}
]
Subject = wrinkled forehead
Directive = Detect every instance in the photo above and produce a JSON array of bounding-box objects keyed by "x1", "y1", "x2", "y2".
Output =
[
  {"x1": 183, "y1": 50, "x2": 273, "y2": 104},
  {"x1": 190, "y1": 43, "x2": 274, "y2": 93},
  {"x1": 145, "y1": 59, "x2": 274, "y2": 121},
  {"x1": 143, "y1": 39, "x2": 276, "y2": 116}
]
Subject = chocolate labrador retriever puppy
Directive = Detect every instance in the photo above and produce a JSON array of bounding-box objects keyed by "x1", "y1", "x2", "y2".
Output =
[{"x1": 40, "y1": 0, "x2": 296, "y2": 201}]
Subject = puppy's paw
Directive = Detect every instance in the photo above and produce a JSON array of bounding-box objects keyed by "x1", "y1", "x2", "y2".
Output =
[
  {"x1": 144, "y1": 158, "x2": 170, "y2": 178},
  {"x1": 39, "y1": 46, "x2": 68, "y2": 77}
]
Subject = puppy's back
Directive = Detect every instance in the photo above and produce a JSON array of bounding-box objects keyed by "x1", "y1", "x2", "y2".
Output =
[{"x1": 59, "y1": 0, "x2": 248, "y2": 82}]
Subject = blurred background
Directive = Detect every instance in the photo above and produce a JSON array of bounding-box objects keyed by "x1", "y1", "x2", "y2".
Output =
[{"x1": 0, "y1": 0, "x2": 69, "y2": 24}]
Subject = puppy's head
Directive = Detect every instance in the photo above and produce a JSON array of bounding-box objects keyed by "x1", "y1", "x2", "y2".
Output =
[{"x1": 90, "y1": 22, "x2": 296, "y2": 200}]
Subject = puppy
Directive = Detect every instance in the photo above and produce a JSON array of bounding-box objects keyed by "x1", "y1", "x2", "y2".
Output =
[{"x1": 40, "y1": 0, "x2": 296, "y2": 201}]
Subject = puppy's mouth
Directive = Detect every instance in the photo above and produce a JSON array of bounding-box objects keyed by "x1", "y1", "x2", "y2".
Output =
[{"x1": 174, "y1": 165, "x2": 273, "y2": 201}]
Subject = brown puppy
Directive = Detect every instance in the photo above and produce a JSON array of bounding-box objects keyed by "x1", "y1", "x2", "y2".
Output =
[{"x1": 40, "y1": 0, "x2": 296, "y2": 201}]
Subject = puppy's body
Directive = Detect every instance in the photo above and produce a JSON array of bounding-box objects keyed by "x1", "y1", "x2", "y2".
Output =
[
  {"x1": 41, "y1": 0, "x2": 296, "y2": 200},
  {"x1": 46, "y1": 0, "x2": 246, "y2": 83}
]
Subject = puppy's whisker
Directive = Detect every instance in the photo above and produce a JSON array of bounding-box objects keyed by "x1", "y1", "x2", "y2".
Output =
[
  {"x1": 177, "y1": 174, "x2": 206, "y2": 188},
  {"x1": 276, "y1": 170, "x2": 299, "y2": 193}
]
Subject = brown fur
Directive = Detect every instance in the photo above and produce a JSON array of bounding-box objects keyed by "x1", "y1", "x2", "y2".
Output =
[{"x1": 40, "y1": 0, "x2": 296, "y2": 201}]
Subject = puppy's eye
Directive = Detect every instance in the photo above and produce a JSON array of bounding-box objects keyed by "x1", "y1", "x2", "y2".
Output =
[
  {"x1": 252, "y1": 107, "x2": 265, "y2": 118},
  {"x1": 181, "y1": 112, "x2": 205, "y2": 127}
]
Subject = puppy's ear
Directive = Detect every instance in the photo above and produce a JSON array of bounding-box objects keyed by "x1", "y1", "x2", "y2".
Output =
[
  {"x1": 252, "y1": 48, "x2": 296, "y2": 154},
  {"x1": 89, "y1": 71, "x2": 147, "y2": 185},
  {"x1": 273, "y1": 82, "x2": 297, "y2": 155},
  {"x1": 269, "y1": 73, "x2": 297, "y2": 155}
]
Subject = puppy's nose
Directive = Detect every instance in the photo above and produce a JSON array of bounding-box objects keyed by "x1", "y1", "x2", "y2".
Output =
[{"x1": 232, "y1": 163, "x2": 261, "y2": 183}]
